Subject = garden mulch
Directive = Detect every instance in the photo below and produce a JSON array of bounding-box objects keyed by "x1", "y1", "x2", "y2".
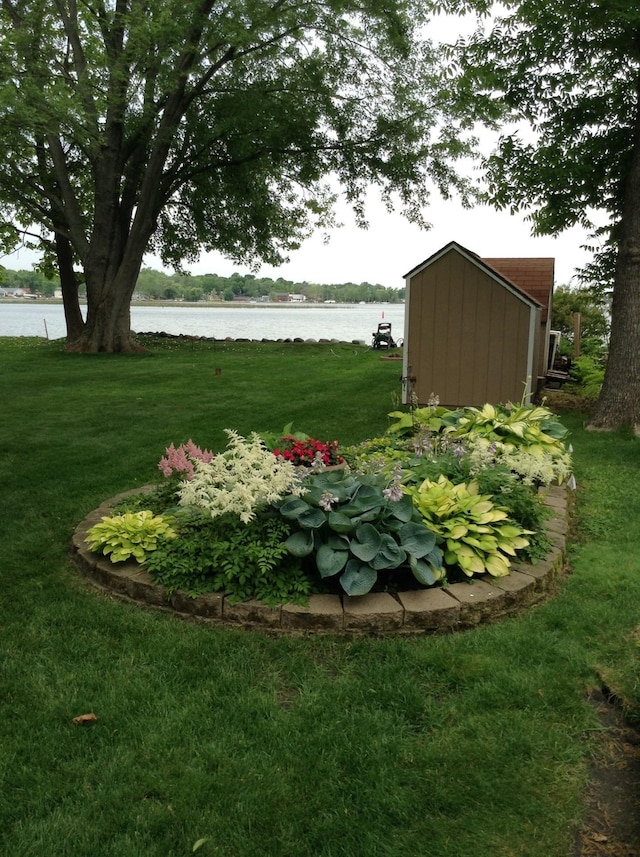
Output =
[{"x1": 574, "y1": 688, "x2": 640, "y2": 857}]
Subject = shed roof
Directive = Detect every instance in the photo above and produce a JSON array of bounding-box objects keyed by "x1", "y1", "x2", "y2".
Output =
[
  {"x1": 481, "y1": 257, "x2": 554, "y2": 323},
  {"x1": 404, "y1": 241, "x2": 553, "y2": 319}
]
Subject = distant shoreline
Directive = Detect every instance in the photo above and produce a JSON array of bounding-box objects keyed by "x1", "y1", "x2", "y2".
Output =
[{"x1": 2, "y1": 298, "x2": 402, "y2": 309}]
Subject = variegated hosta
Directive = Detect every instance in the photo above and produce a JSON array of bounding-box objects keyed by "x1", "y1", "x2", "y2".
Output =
[
  {"x1": 445, "y1": 402, "x2": 569, "y2": 457},
  {"x1": 402, "y1": 475, "x2": 531, "y2": 578}
]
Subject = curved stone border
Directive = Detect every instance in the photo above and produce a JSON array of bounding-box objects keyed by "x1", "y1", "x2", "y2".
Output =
[{"x1": 71, "y1": 485, "x2": 571, "y2": 636}]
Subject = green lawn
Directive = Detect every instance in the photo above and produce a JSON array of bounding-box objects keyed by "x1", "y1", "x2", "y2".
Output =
[{"x1": 1, "y1": 336, "x2": 638, "y2": 857}]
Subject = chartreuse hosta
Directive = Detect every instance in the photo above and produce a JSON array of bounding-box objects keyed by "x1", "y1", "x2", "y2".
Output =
[
  {"x1": 86, "y1": 510, "x2": 177, "y2": 563},
  {"x1": 402, "y1": 476, "x2": 531, "y2": 578}
]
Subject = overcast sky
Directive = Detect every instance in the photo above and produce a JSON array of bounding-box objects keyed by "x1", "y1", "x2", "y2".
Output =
[{"x1": 182, "y1": 193, "x2": 595, "y2": 289}]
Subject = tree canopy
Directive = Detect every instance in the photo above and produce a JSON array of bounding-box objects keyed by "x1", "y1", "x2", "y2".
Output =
[
  {"x1": 0, "y1": 0, "x2": 470, "y2": 352},
  {"x1": 447, "y1": 0, "x2": 640, "y2": 431}
]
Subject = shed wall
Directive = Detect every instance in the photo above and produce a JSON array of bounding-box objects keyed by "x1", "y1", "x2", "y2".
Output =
[{"x1": 405, "y1": 252, "x2": 540, "y2": 407}]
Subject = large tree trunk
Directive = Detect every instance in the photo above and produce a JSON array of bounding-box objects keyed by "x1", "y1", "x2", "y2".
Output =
[
  {"x1": 68, "y1": 257, "x2": 146, "y2": 353},
  {"x1": 588, "y1": 94, "x2": 640, "y2": 434},
  {"x1": 55, "y1": 232, "x2": 85, "y2": 344}
]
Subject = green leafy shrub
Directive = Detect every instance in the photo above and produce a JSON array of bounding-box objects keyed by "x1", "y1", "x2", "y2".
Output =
[
  {"x1": 341, "y1": 435, "x2": 414, "y2": 477},
  {"x1": 568, "y1": 354, "x2": 605, "y2": 398},
  {"x1": 145, "y1": 511, "x2": 312, "y2": 606},
  {"x1": 387, "y1": 403, "x2": 458, "y2": 438},
  {"x1": 278, "y1": 470, "x2": 443, "y2": 596},
  {"x1": 86, "y1": 510, "x2": 177, "y2": 563},
  {"x1": 402, "y1": 476, "x2": 531, "y2": 578}
]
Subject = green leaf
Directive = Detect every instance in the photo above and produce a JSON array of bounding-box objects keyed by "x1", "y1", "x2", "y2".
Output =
[
  {"x1": 193, "y1": 838, "x2": 210, "y2": 853},
  {"x1": 370, "y1": 535, "x2": 405, "y2": 570},
  {"x1": 298, "y1": 508, "x2": 327, "y2": 529},
  {"x1": 316, "y1": 543, "x2": 348, "y2": 577},
  {"x1": 279, "y1": 497, "x2": 311, "y2": 520},
  {"x1": 340, "y1": 560, "x2": 377, "y2": 596},
  {"x1": 284, "y1": 530, "x2": 314, "y2": 557},
  {"x1": 388, "y1": 493, "x2": 415, "y2": 522},
  {"x1": 328, "y1": 511, "x2": 356, "y2": 533},
  {"x1": 409, "y1": 555, "x2": 437, "y2": 586},
  {"x1": 350, "y1": 523, "x2": 382, "y2": 561},
  {"x1": 326, "y1": 532, "x2": 350, "y2": 551},
  {"x1": 398, "y1": 521, "x2": 437, "y2": 558}
]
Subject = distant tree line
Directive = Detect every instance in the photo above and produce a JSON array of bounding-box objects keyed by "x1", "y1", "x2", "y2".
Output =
[
  {"x1": 134, "y1": 269, "x2": 404, "y2": 303},
  {"x1": 1, "y1": 266, "x2": 404, "y2": 304}
]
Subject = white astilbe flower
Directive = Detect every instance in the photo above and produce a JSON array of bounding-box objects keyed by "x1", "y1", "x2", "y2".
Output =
[
  {"x1": 465, "y1": 436, "x2": 572, "y2": 486},
  {"x1": 178, "y1": 429, "x2": 303, "y2": 523}
]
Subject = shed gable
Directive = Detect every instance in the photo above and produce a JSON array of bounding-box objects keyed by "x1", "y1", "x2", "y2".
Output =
[{"x1": 403, "y1": 242, "x2": 548, "y2": 407}]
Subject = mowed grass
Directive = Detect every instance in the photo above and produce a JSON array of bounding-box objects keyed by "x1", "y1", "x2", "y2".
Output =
[{"x1": 1, "y1": 336, "x2": 639, "y2": 857}]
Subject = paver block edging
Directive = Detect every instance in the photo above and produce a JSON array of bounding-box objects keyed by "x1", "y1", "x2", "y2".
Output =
[{"x1": 71, "y1": 484, "x2": 572, "y2": 637}]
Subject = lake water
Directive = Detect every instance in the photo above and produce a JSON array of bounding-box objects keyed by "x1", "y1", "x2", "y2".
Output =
[{"x1": 0, "y1": 301, "x2": 405, "y2": 343}]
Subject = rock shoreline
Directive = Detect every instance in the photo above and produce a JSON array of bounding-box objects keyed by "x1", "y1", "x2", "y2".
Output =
[{"x1": 135, "y1": 330, "x2": 370, "y2": 345}]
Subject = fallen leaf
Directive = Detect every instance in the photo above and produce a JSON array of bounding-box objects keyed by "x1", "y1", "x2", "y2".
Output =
[
  {"x1": 72, "y1": 712, "x2": 98, "y2": 725},
  {"x1": 588, "y1": 832, "x2": 609, "y2": 843}
]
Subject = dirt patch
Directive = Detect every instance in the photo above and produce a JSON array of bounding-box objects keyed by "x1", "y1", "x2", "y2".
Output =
[
  {"x1": 574, "y1": 688, "x2": 640, "y2": 857},
  {"x1": 542, "y1": 388, "x2": 597, "y2": 414}
]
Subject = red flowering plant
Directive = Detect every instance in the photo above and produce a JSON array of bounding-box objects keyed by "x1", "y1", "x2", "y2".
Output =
[{"x1": 273, "y1": 435, "x2": 344, "y2": 469}]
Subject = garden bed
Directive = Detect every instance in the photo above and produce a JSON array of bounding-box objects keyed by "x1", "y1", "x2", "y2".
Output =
[{"x1": 71, "y1": 484, "x2": 570, "y2": 636}]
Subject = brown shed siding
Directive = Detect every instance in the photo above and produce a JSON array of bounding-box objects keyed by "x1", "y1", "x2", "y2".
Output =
[{"x1": 404, "y1": 245, "x2": 542, "y2": 407}]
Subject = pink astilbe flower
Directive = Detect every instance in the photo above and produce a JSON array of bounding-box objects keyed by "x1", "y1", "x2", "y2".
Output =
[{"x1": 158, "y1": 440, "x2": 214, "y2": 481}]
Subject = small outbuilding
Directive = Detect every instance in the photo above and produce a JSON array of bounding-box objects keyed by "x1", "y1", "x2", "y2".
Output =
[{"x1": 401, "y1": 241, "x2": 554, "y2": 407}]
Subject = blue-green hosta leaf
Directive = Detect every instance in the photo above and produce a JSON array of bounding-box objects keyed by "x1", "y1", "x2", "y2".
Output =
[
  {"x1": 298, "y1": 507, "x2": 327, "y2": 529},
  {"x1": 284, "y1": 530, "x2": 315, "y2": 557},
  {"x1": 279, "y1": 497, "x2": 311, "y2": 520},
  {"x1": 350, "y1": 523, "x2": 382, "y2": 561},
  {"x1": 351, "y1": 508, "x2": 382, "y2": 524},
  {"x1": 398, "y1": 521, "x2": 437, "y2": 557},
  {"x1": 328, "y1": 511, "x2": 355, "y2": 533},
  {"x1": 370, "y1": 535, "x2": 406, "y2": 570},
  {"x1": 340, "y1": 560, "x2": 377, "y2": 596},
  {"x1": 387, "y1": 493, "x2": 415, "y2": 522},
  {"x1": 326, "y1": 532, "x2": 350, "y2": 551},
  {"x1": 540, "y1": 418, "x2": 569, "y2": 439},
  {"x1": 409, "y1": 555, "x2": 437, "y2": 586},
  {"x1": 316, "y1": 543, "x2": 348, "y2": 577},
  {"x1": 343, "y1": 492, "x2": 385, "y2": 518}
]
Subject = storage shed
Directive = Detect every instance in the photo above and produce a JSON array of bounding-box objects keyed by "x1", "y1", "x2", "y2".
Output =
[{"x1": 402, "y1": 241, "x2": 554, "y2": 407}]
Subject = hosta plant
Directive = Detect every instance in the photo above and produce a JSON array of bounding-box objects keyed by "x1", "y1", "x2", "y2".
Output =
[
  {"x1": 445, "y1": 402, "x2": 569, "y2": 456},
  {"x1": 402, "y1": 476, "x2": 531, "y2": 579},
  {"x1": 278, "y1": 469, "x2": 443, "y2": 596},
  {"x1": 86, "y1": 510, "x2": 177, "y2": 563}
]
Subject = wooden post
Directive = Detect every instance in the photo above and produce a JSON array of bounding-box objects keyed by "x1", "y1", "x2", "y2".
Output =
[{"x1": 573, "y1": 312, "x2": 581, "y2": 359}]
